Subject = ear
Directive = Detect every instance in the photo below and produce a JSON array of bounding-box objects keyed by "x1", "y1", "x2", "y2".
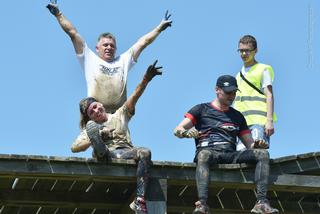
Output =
[
  {"x1": 95, "y1": 45, "x2": 99, "y2": 53},
  {"x1": 215, "y1": 86, "x2": 221, "y2": 95}
]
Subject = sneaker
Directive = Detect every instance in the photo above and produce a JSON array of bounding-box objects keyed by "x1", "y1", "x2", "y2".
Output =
[
  {"x1": 193, "y1": 201, "x2": 211, "y2": 214},
  {"x1": 251, "y1": 200, "x2": 279, "y2": 214},
  {"x1": 86, "y1": 121, "x2": 109, "y2": 161},
  {"x1": 129, "y1": 197, "x2": 147, "y2": 214}
]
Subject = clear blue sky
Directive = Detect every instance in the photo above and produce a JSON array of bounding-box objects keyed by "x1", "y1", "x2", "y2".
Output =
[{"x1": 1, "y1": 0, "x2": 319, "y2": 162}]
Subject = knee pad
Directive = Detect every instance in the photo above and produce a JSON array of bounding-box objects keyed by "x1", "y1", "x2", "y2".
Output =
[
  {"x1": 138, "y1": 148, "x2": 151, "y2": 160},
  {"x1": 197, "y1": 150, "x2": 211, "y2": 163},
  {"x1": 254, "y1": 149, "x2": 269, "y2": 161}
]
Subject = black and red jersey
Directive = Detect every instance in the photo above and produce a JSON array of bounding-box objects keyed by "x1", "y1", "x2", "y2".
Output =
[{"x1": 185, "y1": 101, "x2": 250, "y2": 150}]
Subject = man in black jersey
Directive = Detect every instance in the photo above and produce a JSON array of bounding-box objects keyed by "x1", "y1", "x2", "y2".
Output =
[{"x1": 174, "y1": 75, "x2": 278, "y2": 214}]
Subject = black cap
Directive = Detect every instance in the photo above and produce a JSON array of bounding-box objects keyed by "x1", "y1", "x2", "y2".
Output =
[{"x1": 216, "y1": 75, "x2": 238, "y2": 92}]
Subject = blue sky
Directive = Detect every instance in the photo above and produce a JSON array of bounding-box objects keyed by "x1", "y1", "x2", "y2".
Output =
[{"x1": 1, "y1": 0, "x2": 319, "y2": 162}]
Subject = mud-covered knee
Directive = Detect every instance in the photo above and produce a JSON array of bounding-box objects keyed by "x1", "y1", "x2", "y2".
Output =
[
  {"x1": 254, "y1": 149, "x2": 269, "y2": 161},
  {"x1": 138, "y1": 148, "x2": 151, "y2": 160},
  {"x1": 197, "y1": 150, "x2": 211, "y2": 163}
]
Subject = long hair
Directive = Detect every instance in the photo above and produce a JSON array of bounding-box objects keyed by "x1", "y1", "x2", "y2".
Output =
[{"x1": 79, "y1": 97, "x2": 97, "y2": 129}]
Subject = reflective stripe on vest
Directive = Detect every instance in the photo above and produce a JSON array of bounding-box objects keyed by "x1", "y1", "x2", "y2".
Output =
[
  {"x1": 241, "y1": 110, "x2": 267, "y2": 117},
  {"x1": 235, "y1": 96, "x2": 266, "y2": 102},
  {"x1": 234, "y1": 63, "x2": 277, "y2": 126}
]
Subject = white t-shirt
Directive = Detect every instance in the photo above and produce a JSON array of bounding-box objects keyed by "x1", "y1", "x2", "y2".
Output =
[
  {"x1": 241, "y1": 65, "x2": 272, "y2": 92},
  {"x1": 77, "y1": 43, "x2": 136, "y2": 112}
]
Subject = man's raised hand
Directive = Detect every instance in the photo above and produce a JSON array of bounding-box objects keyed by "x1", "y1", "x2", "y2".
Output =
[
  {"x1": 158, "y1": 10, "x2": 172, "y2": 32},
  {"x1": 145, "y1": 60, "x2": 163, "y2": 81},
  {"x1": 46, "y1": 1, "x2": 60, "y2": 16}
]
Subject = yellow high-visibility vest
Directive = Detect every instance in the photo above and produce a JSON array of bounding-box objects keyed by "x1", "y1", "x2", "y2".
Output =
[{"x1": 234, "y1": 63, "x2": 277, "y2": 126}]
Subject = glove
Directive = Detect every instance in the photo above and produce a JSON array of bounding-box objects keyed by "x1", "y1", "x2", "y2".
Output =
[
  {"x1": 174, "y1": 127, "x2": 199, "y2": 138},
  {"x1": 185, "y1": 127, "x2": 199, "y2": 138},
  {"x1": 158, "y1": 10, "x2": 172, "y2": 32},
  {"x1": 253, "y1": 140, "x2": 269, "y2": 149},
  {"x1": 145, "y1": 60, "x2": 162, "y2": 81},
  {"x1": 46, "y1": 3, "x2": 61, "y2": 16},
  {"x1": 99, "y1": 127, "x2": 115, "y2": 142}
]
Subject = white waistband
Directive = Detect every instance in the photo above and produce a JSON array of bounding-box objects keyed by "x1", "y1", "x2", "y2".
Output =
[{"x1": 197, "y1": 141, "x2": 230, "y2": 147}]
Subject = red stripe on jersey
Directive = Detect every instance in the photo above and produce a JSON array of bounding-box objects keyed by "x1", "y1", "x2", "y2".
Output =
[
  {"x1": 185, "y1": 113, "x2": 197, "y2": 125},
  {"x1": 239, "y1": 129, "x2": 251, "y2": 136}
]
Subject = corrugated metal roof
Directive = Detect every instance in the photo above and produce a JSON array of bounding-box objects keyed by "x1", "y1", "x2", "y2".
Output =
[{"x1": 0, "y1": 152, "x2": 319, "y2": 213}]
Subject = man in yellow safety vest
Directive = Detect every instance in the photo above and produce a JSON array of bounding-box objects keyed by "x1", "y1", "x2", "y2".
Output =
[{"x1": 234, "y1": 35, "x2": 277, "y2": 150}]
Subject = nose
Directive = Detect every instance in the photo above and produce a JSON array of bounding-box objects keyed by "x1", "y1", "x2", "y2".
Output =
[
  {"x1": 241, "y1": 51, "x2": 248, "y2": 56},
  {"x1": 93, "y1": 108, "x2": 100, "y2": 114}
]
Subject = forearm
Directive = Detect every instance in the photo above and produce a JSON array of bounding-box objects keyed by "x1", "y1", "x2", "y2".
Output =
[
  {"x1": 266, "y1": 93, "x2": 274, "y2": 122},
  {"x1": 264, "y1": 86, "x2": 274, "y2": 122},
  {"x1": 54, "y1": 13, "x2": 84, "y2": 54},
  {"x1": 55, "y1": 13, "x2": 78, "y2": 39},
  {"x1": 71, "y1": 131, "x2": 91, "y2": 152},
  {"x1": 239, "y1": 134, "x2": 254, "y2": 149},
  {"x1": 139, "y1": 25, "x2": 162, "y2": 47},
  {"x1": 174, "y1": 118, "x2": 195, "y2": 138},
  {"x1": 131, "y1": 25, "x2": 163, "y2": 61},
  {"x1": 125, "y1": 77, "x2": 150, "y2": 114}
]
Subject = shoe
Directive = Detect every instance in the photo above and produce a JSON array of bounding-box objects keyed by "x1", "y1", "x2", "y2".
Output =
[
  {"x1": 193, "y1": 201, "x2": 211, "y2": 214},
  {"x1": 251, "y1": 200, "x2": 279, "y2": 214},
  {"x1": 86, "y1": 121, "x2": 109, "y2": 161},
  {"x1": 129, "y1": 197, "x2": 147, "y2": 214}
]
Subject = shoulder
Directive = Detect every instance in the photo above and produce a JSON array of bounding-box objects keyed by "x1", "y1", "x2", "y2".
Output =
[
  {"x1": 228, "y1": 107, "x2": 245, "y2": 119},
  {"x1": 79, "y1": 43, "x2": 98, "y2": 58},
  {"x1": 115, "y1": 105, "x2": 133, "y2": 118},
  {"x1": 119, "y1": 49, "x2": 133, "y2": 60},
  {"x1": 258, "y1": 63, "x2": 273, "y2": 71},
  {"x1": 189, "y1": 102, "x2": 210, "y2": 112}
]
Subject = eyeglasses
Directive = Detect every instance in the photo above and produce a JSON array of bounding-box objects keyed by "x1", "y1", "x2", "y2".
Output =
[{"x1": 237, "y1": 49, "x2": 256, "y2": 54}]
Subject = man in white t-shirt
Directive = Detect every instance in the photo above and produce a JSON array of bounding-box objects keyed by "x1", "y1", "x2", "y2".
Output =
[
  {"x1": 234, "y1": 35, "x2": 276, "y2": 151},
  {"x1": 47, "y1": 3, "x2": 172, "y2": 112}
]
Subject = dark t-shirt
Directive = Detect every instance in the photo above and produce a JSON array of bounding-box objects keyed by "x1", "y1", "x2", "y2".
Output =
[{"x1": 185, "y1": 102, "x2": 250, "y2": 151}]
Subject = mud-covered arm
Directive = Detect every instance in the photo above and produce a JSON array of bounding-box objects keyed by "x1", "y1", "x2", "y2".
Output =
[
  {"x1": 239, "y1": 133, "x2": 255, "y2": 149},
  {"x1": 47, "y1": 3, "x2": 84, "y2": 54},
  {"x1": 173, "y1": 118, "x2": 199, "y2": 139},
  {"x1": 71, "y1": 130, "x2": 91, "y2": 152},
  {"x1": 130, "y1": 11, "x2": 172, "y2": 62},
  {"x1": 125, "y1": 61, "x2": 162, "y2": 115}
]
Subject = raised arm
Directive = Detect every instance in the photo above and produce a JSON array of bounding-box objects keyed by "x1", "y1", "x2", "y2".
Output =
[
  {"x1": 125, "y1": 61, "x2": 162, "y2": 115},
  {"x1": 130, "y1": 11, "x2": 172, "y2": 62},
  {"x1": 47, "y1": 3, "x2": 84, "y2": 54}
]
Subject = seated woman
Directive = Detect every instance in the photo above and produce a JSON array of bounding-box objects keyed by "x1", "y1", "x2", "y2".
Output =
[{"x1": 72, "y1": 61, "x2": 162, "y2": 214}]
